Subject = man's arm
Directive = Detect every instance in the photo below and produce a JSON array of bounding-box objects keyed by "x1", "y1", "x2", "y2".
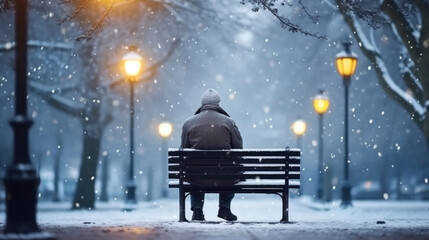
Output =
[
  {"x1": 180, "y1": 122, "x2": 190, "y2": 148},
  {"x1": 230, "y1": 120, "x2": 243, "y2": 149}
]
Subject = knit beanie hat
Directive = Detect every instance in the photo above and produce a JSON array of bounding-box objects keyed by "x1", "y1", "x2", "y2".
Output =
[{"x1": 201, "y1": 89, "x2": 221, "y2": 106}]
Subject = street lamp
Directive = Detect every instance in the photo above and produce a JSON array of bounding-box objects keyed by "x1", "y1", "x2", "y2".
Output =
[
  {"x1": 336, "y1": 41, "x2": 358, "y2": 207},
  {"x1": 122, "y1": 48, "x2": 144, "y2": 205},
  {"x1": 291, "y1": 118, "x2": 307, "y2": 151},
  {"x1": 1, "y1": 1, "x2": 54, "y2": 239},
  {"x1": 313, "y1": 90, "x2": 330, "y2": 201},
  {"x1": 157, "y1": 121, "x2": 173, "y2": 198}
]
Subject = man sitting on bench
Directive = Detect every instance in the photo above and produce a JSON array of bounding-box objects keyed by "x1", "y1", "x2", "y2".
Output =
[{"x1": 180, "y1": 88, "x2": 243, "y2": 221}]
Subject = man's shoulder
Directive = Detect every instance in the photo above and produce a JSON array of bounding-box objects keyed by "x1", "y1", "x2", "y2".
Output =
[{"x1": 183, "y1": 114, "x2": 199, "y2": 127}]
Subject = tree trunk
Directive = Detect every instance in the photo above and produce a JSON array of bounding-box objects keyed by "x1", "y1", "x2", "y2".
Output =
[
  {"x1": 99, "y1": 154, "x2": 109, "y2": 202},
  {"x1": 72, "y1": 128, "x2": 101, "y2": 209}
]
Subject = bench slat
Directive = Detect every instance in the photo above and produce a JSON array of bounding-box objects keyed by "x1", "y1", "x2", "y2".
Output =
[
  {"x1": 168, "y1": 186, "x2": 301, "y2": 192},
  {"x1": 168, "y1": 157, "x2": 300, "y2": 165},
  {"x1": 168, "y1": 165, "x2": 300, "y2": 172},
  {"x1": 168, "y1": 173, "x2": 300, "y2": 180},
  {"x1": 168, "y1": 181, "x2": 300, "y2": 189},
  {"x1": 168, "y1": 148, "x2": 300, "y2": 158}
]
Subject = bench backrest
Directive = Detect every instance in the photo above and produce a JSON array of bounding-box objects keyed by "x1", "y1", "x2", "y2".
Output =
[{"x1": 168, "y1": 148, "x2": 300, "y2": 186}]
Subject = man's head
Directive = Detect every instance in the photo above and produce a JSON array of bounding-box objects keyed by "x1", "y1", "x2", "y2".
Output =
[{"x1": 201, "y1": 89, "x2": 220, "y2": 106}]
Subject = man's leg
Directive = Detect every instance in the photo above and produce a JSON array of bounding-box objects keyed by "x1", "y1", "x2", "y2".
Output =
[
  {"x1": 218, "y1": 193, "x2": 237, "y2": 221},
  {"x1": 191, "y1": 191, "x2": 205, "y2": 210},
  {"x1": 219, "y1": 193, "x2": 234, "y2": 209},
  {"x1": 191, "y1": 191, "x2": 205, "y2": 220}
]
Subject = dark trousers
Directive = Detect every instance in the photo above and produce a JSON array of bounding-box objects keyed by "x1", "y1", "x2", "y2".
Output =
[{"x1": 191, "y1": 191, "x2": 234, "y2": 210}]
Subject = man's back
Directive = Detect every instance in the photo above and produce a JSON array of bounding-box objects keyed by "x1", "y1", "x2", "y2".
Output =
[{"x1": 181, "y1": 104, "x2": 242, "y2": 150}]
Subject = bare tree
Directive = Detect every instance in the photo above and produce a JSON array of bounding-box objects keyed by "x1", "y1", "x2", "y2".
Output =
[{"x1": 335, "y1": 0, "x2": 429, "y2": 145}]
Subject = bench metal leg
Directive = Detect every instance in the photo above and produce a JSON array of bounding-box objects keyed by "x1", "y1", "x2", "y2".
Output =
[
  {"x1": 281, "y1": 189, "x2": 289, "y2": 223},
  {"x1": 179, "y1": 188, "x2": 187, "y2": 222}
]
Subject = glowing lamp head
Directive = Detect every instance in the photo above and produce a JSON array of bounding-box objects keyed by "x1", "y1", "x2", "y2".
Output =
[
  {"x1": 336, "y1": 42, "x2": 358, "y2": 78},
  {"x1": 158, "y1": 121, "x2": 173, "y2": 139},
  {"x1": 313, "y1": 91, "x2": 330, "y2": 115},
  {"x1": 122, "y1": 51, "x2": 144, "y2": 79},
  {"x1": 292, "y1": 119, "x2": 307, "y2": 137}
]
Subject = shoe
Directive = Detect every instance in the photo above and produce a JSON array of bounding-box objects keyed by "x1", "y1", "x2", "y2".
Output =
[
  {"x1": 217, "y1": 207, "x2": 237, "y2": 221},
  {"x1": 192, "y1": 208, "x2": 205, "y2": 221}
]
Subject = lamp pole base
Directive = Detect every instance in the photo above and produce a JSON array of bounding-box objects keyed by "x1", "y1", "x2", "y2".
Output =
[
  {"x1": 125, "y1": 180, "x2": 137, "y2": 205},
  {"x1": 3, "y1": 165, "x2": 39, "y2": 234},
  {"x1": 2, "y1": 164, "x2": 56, "y2": 239},
  {"x1": 316, "y1": 186, "x2": 323, "y2": 201},
  {"x1": 340, "y1": 184, "x2": 352, "y2": 208}
]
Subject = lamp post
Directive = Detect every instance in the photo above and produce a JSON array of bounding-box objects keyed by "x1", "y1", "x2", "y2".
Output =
[
  {"x1": 291, "y1": 118, "x2": 307, "y2": 151},
  {"x1": 336, "y1": 41, "x2": 358, "y2": 207},
  {"x1": 313, "y1": 90, "x2": 330, "y2": 201},
  {"x1": 157, "y1": 121, "x2": 173, "y2": 198},
  {"x1": 1, "y1": 1, "x2": 54, "y2": 239},
  {"x1": 122, "y1": 49, "x2": 144, "y2": 205}
]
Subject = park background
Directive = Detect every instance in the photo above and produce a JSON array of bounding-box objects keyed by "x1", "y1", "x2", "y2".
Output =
[{"x1": 0, "y1": 0, "x2": 428, "y2": 209}]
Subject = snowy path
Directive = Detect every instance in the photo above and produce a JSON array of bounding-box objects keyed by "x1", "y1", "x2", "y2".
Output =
[{"x1": 1, "y1": 196, "x2": 429, "y2": 240}]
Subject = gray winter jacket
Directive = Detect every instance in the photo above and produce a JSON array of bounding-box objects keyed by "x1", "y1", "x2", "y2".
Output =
[
  {"x1": 181, "y1": 104, "x2": 242, "y2": 149},
  {"x1": 180, "y1": 104, "x2": 243, "y2": 186}
]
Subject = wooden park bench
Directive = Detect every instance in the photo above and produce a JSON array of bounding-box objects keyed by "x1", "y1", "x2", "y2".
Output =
[{"x1": 168, "y1": 148, "x2": 301, "y2": 222}]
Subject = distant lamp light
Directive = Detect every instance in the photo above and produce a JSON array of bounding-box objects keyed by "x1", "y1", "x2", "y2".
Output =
[
  {"x1": 336, "y1": 43, "x2": 358, "y2": 78},
  {"x1": 158, "y1": 121, "x2": 173, "y2": 139},
  {"x1": 122, "y1": 50, "x2": 144, "y2": 79},
  {"x1": 313, "y1": 90, "x2": 330, "y2": 115},
  {"x1": 292, "y1": 119, "x2": 307, "y2": 137}
]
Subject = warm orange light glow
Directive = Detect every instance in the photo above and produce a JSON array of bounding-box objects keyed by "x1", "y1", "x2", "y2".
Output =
[
  {"x1": 292, "y1": 119, "x2": 307, "y2": 137},
  {"x1": 313, "y1": 93, "x2": 330, "y2": 115},
  {"x1": 122, "y1": 51, "x2": 144, "y2": 80},
  {"x1": 364, "y1": 181, "x2": 372, "y2": 189},
  {"x1": 336, "y1": 53, "x2": 358, "y2": 78},
  {"x1": 158, "y1": 121, "x2": 173, "y2": 138}
]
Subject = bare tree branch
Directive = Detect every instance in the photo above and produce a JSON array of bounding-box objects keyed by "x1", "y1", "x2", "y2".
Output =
[
  {"x1": 341, "y1": 0, "x2": 386, "y2": 29},
  {"x1": 109, "y1": 37, "x2": 181, "y2": 88},
  {"x1": 0, "y1": 0, "x2": 14, "y2": 13},
  {"x1": 410, "y1": 0, "x2": 429, "y2": 14},
  {"x1": 298, "y1": 0, "x2": 320, "y2": 24},
  {"x1": 29, "y1": 81, "x2": 84, "y2": 117},
  {"x1": 145, "y1": 37, "x2": 181, "y2": 74},
  {"x1": 0, "y1": 40, "x2": 74, "y2": 52},
  {"x1": 381, "y1": 0, "x2": 420, "y2": 63},
  {"x1": 390, "y1": 23, "x2": 424, "y2": 103},
  {"x1": 256, "y1": 0, "x2": 327, "y2": 40},
  {"x1": 75, "y1": 0, "x2": 115, "y2": 41},
  {"x1": 58, "y1": 0, "x2": 91, "y2": 25}
]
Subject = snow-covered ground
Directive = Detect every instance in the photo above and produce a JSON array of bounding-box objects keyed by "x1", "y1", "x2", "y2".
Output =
[{"x1": 1, "y1": 195, "x2": 429, "y2": 240}]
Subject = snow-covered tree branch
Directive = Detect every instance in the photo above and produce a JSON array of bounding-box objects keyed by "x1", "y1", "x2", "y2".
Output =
[
  {"x1": 0, "y1": 40, "x2": 74, "y2": 52},
  {"x1": 29, "y1": 81, "x2": 83, "y2": 117},
  {"x1": 380, "y1": 0, "x2": 420, "y2": 63}
]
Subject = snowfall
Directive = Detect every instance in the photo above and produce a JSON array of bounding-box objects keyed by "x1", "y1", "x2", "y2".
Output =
[{"x1": 1, "y1": 195, "x2": 428, "y2": 240}]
